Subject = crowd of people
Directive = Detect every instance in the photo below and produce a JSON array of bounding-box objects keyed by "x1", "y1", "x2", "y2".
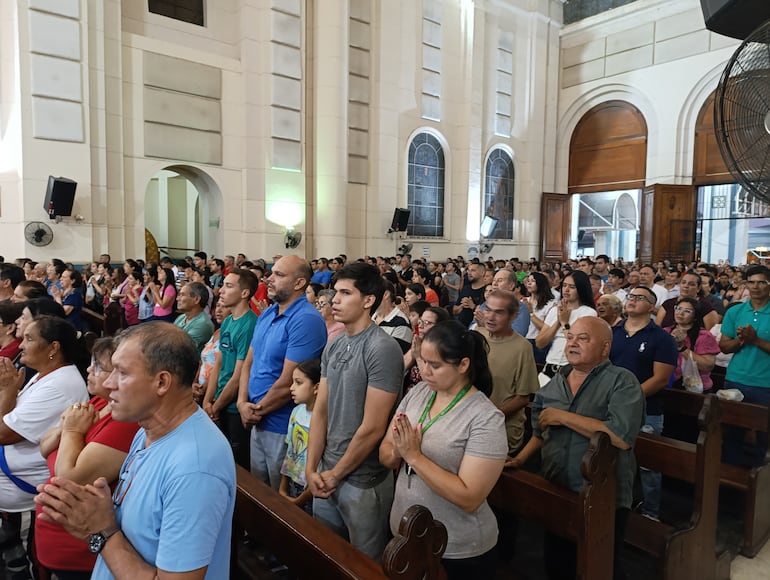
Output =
[{"x1": 0, "y1": 250, "x2": 767, "y2": 579}]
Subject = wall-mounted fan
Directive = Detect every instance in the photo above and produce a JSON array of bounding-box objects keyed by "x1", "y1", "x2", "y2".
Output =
[
  {"x1": 24, "y1": 221, "x2": 54, "y2": 246},
  {"x1": 714, "y1": 19, "x2": 770, "y2": 203},
  {"x1": 398, "y1": 242, "x2": 413, "y2": 254},
  {"x1": 284, "y1": 229, "x2": 302, "y2": 249}
]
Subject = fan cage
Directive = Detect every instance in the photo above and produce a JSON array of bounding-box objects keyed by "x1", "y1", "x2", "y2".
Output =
[{"x1": 715, "y1": 20, "x2": 770, "y2": 203}]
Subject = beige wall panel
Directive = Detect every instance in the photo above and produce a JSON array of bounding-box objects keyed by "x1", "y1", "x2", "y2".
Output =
[
  {"x1": 143, "y1": 52, "x2": 221, "y2": 98},
  {"x1": 143, "y1": 87, "x2": 221, "y2": 132},
  {"x1": 144, "y1": 123, "x2": 222, "y2": 165}
]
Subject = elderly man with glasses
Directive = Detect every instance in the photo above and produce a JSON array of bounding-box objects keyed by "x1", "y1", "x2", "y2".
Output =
[{"x1": 609, "y1": 285, "x2": 677, "y2": 521}]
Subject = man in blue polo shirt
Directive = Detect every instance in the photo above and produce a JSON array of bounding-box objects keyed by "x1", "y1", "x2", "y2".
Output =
[
  {"x1": 310, "y1": 257, "x2": 333, "y2": 287},
  {"x1": 237, "y1": 255, "x2": 327, "y2": 489},
  {"x1": 609, "y1": 285, "x2": 677, "y2": 520}
]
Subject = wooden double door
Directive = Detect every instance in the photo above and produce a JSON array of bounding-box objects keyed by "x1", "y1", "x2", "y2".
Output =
[{"x1": 539, "y1": 185, "x2": 696, "y2": 264}]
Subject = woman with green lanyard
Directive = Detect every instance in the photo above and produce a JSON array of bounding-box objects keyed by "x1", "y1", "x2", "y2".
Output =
[{"x1": 379, "y1": 321, "x2": 506, "y2": 579}]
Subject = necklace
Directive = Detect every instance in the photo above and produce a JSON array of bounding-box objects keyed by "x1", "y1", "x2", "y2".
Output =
[
  {"x1": 417, "y1": 383, "x2": 472, "y2": 434},
  {"x1": 405, "y1": 383, "x2": 472, "y2": 488}
]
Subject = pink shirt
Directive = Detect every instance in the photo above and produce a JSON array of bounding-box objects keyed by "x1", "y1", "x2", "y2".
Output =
[{"x1": 153, "y1": 284, "x2": 176, "y2": 317}]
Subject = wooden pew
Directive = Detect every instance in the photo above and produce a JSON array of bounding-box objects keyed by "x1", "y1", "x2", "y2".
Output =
[
  {"x1": 626, "y1": 395, "x2": 732, "y2": 580},
  {"x1": 233, "y1": 466, "x2": 447, "y2": 580},
  {"x1": 664, "y1": 388, "x2": 770, "y2": 557},
  {"x1": 81, "y1": 307, "x2": 106, "y2": 336},
  {"x1": 488, "y1": 431, "x2": 617, "y2": 580}
]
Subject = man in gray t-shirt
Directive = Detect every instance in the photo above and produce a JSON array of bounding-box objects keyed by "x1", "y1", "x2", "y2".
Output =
[{"x1": 307, "y1": 263, "x2": 404, "y2": 560}]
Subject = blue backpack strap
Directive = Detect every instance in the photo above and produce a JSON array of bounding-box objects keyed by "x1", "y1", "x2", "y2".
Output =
[{"x1": 0, "y1": 446, "x2": 37, "y2": 494}]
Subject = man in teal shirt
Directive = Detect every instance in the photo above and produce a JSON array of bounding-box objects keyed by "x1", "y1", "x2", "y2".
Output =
[{"x1": 204, "y1": 268, "x2": 259, "y2": 468}]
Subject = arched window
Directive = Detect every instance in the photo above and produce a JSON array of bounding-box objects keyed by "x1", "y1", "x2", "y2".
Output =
[
  {"x1": 407, "y1": 132, "x2": 445, "y2": 237},
  {"x1": 483, "y1": 148, "x2": 514, "y2": 239}
]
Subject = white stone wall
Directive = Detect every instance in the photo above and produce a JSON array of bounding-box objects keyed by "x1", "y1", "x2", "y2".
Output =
[
  {"x1": 0, "y1": 0, "x2": 578, "y2": 262},
  {"x1": 556, "y1": 0, "x2": 740, "y2": 192}
]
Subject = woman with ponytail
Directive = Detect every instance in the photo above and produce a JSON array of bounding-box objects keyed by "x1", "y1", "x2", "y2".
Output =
[{"x1": 379, "y1": 320, "x2": 506, "y2": 579}]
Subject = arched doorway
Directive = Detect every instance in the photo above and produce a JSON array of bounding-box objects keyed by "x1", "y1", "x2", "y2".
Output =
[
  {"x1": 143, "y1": 165, "x2": 223, "y2": 262},
  {"x1": 569, "y1": 100, "x2": 647, "y2": 261}
]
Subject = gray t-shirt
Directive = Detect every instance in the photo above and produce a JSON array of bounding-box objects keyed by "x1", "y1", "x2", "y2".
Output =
[
  {"x1": 320, "y1": 323, "x2": 404, "y2": 487},
  {"x1": 389, "y1": 383, "x2": 507, "y2": 559},
  {"x1": 444, "y1": 272, "x2": 461, "y2": 305}
]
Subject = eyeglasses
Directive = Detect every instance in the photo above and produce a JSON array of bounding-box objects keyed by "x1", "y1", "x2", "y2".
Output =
[
  {"x1": 627, "y1": 294, "x2": 654, "y2": 304},
  {"x1": 90, "y1": 361, "x2": 111, "y2": 377},
  {"x1": 674, "y1": 305, "x2": 694, "y2": 314},
  {"x1": 315, "y1": 301, "x2": 329, "y2": 309},
  {"x1": 113, "y1": 450, "x2": 140, "y2": 506},
  {"x1": 418, "y1": 318, "x2": 435, "y2": 328}
]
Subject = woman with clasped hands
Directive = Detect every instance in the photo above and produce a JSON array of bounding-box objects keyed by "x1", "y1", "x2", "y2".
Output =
[
  {"x1": 379, "y1": 321, "x2": 506, "y2": 579},
  {"x1": 0, "y1": 316, "x2": 88, "y2": 573},
  {"x1": 34, "y1": 337, "x2": 139, "y2": 579}
]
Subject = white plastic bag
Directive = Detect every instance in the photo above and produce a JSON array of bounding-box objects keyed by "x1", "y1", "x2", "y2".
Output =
[{"x1": 681, "y1": 351, "x2": 703, "y2": 394}]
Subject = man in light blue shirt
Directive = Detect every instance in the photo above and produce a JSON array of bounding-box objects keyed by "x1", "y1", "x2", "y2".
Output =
[{"x1": 35, "y1": 323, "x2": 235, "y2": 579}]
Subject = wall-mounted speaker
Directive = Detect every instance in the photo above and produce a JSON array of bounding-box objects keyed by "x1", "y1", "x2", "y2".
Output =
[
  {"x1": 43, "y1": 176, "x2": 77, "y2": 220},
  {"x1": 389, "y1": 208, "x2": 411, "y2": 233},
  {"x1": 700, "y1": 0, "x2": 770, "y2": 40}
]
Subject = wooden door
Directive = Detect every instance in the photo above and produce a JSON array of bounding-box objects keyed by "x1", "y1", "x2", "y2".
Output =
[
  {"x1": 541, "y1": 193, "x2": 571, "y2": 262},
  {"x1": 639, "y1": 184, "x2": 696, "y2": 263}
]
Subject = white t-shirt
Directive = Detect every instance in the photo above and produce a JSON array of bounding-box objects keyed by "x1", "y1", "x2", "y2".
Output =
[
  {"x1": 1, "y1": 365, "x2": 88, "y2": 511},
  {"x1": 543, "y1": 305, "x2": 598, "y2": 366},
  {"x1": 651, "y1": 284, "x2": 668, "y2": 308}
]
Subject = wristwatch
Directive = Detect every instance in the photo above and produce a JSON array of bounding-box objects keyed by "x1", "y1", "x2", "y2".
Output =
[{"x1": 88, "y1": 525, "x2": 120, "y2": 554}]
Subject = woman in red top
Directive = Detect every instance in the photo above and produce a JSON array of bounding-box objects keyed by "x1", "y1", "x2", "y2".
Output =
[
  {"x1": 35, "y1": 337, "x2": 139, "y2": 579},
  {"x1": 0, "y1": 303, "x2": 22, "y2": 360}
]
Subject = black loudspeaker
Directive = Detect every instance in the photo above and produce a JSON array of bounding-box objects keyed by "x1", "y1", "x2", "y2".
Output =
[
  {"x1": 389, "y1": 208, "x2": 411, "y2": 232},
  {"x1": 43, "y1": 176, "x2": 77, "y2": 219},
  {"x1": 700, "y1": 0, "x2": 770, "y2": 40}
]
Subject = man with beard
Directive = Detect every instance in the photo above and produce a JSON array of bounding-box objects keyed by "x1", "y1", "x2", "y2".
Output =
[{"x1": 237, "y1": 255, "x2": 327, "y2": 489}]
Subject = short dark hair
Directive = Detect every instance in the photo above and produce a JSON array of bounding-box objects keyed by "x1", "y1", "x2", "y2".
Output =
[
  {"x1": 0, "y1": 302, "x2": 23, "y2": 326},
  {"x1": 25, "y1": 297, "x2": 65, "y2": 319},
  {"x1": 194, "y1": 251, "x2": 207, "y2": 261},
  {"x1": 746, "y1": 265, "x2": 770, "y2": 280},
  {"x1": 0, "y1": 264, "x2": 25, "y2": 289},
  {"x1": 229, "y1": 268, "x2": 258, "y2": 298},
  {"x1": 333, "y1": 262, "x2": 385, "y2": 314},
  {"x1": 116, "y1": 322, "x2": 199, "y2": 387},
  {"x1": 15, "y1": 280, "x2": 48, "y2": 301}
]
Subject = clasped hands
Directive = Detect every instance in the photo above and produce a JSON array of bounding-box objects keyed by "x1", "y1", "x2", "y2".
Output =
[
  {"x1": 35, "y1": 476, "x2": 117, "y2": 542},
  {"x1": 737, "y1": 324, "x2": 759, "y2": 345},
  {"x1": 0, "y1": 358, "x2": 25, "y2": 393},
  {"x1": 61, "y1": 402, "x2": 98, "y2": 435},
  {"x1": 504, "y1": 408, "x2": 566, "y2": 469},
  {"x1": 237, "y1": 401, "x2": 263, "y2": 429}
]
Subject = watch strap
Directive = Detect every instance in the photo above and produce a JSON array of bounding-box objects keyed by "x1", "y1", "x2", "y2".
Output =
[{"x1": 101, "y1": 524, "x2": 121, "y2": 542}]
